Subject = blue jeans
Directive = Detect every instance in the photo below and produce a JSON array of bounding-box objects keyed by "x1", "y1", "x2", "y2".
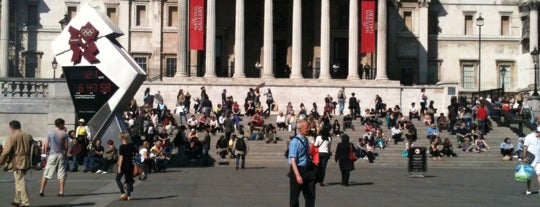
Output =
[
  {"x1": 338, "y1": 100, "x2": 345, "y2": 115},
  {"x1": 84, "y1": 156, "x2": 102, "y2": 171},
  {"x1": 70, "y1": 155, "x2": 79, "y2": 171},
  {"x1": 235, "y1": 154, "x2": 245, "y2": 168},
  {"x1": 318, "y1": 152, "x2": 330, "y2": 183},
  {"x1": 178, "y1": 112, "x2": 188, "y2": 125}
]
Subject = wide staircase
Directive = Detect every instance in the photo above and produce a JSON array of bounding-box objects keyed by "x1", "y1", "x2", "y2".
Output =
[{"x1": 205, "y1": 114, "x2": 523, "y2": 169}]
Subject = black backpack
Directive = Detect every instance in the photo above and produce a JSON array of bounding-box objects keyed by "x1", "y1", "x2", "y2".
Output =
[
  {"x1": 235, "y1": 139, "x2": 247, "y2": 151},
  {"x1": 29, "y1": 140, "x2": 41, "y2": 169}
]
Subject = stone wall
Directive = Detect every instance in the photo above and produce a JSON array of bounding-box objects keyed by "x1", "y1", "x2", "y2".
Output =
[{"x1": 0, "y1": 78, "x2": 457, "y2": 142}]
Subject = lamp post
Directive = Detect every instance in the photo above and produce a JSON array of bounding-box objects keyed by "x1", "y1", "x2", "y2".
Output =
[
  {"x1": 476, "y1": 14, "x2": 484, "y2": 92},
  {"x1": 500, "y1": 66, "x2": 507, "y2": 94},
  {"x1": 532, "y1": 47, "x2": 539, "y2": 96},
  {"x1": 59, "y1": 14, "x2": 71, "y2": 30},
  {"x1": 51, "y1": 57, "x2": 58, "y2": 79}
]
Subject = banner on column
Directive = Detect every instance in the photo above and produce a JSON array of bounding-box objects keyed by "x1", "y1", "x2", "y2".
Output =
[
  {"x1": 361, "y1": 0, "x2": 376, "y2": 53},
  {"x1": 189, "y1": 0, "x2": 205, "y2": 50}
]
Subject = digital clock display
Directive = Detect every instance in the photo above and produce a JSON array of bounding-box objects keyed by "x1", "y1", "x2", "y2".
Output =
[{"x1": 63, "y1": 66, "x2": 119, "y2": 123}]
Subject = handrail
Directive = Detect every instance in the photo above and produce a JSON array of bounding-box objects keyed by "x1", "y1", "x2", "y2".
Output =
[{"x1": 0, "y1": 78, "x2": 54, "y2": 97}]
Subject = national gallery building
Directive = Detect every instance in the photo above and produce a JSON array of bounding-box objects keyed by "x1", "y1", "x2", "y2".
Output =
[{"x1": 0, "y1": 1, "x2": 538, "y2": 105}]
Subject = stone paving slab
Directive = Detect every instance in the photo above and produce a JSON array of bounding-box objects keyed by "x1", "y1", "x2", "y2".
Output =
[{"x1": 1, "y1": 165, "x2": 539, "y2": 207}]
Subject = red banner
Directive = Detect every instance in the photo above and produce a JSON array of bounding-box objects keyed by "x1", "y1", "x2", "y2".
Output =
[
  {"x1": 189, "y1": 0, "x2": 205, "y2": 50},
  {"x1": 361, "y1": 0, "x2": 376, "y2": 53}
]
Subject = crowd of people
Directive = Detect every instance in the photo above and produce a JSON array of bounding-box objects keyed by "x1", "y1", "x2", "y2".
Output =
[{"x1": 2, "y1": 84, "x2": 537, "y2": 206}]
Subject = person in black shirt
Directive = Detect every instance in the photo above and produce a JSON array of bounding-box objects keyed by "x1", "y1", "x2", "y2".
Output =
[
  {"x1": 116, "y1": 132, "x2": 135, "y2": 201},
  {"x1": 455, "y1": 122, "x2": 470, "y2": 148}
]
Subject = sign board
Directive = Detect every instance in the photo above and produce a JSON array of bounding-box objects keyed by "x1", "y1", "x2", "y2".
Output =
[
  {"x1": 408, "y1": 146, "x2": 427, "y2": 177},
  {"x1": 52, "y1": 4, "x2": 146, "y2": 143}
]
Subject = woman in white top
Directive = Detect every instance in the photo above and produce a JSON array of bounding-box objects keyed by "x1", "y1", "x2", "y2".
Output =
[{"x1": 314, "y1": 130, "x2": 332, "y2": 186}]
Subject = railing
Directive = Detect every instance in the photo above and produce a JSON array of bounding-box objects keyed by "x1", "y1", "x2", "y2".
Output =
[{"x1": 0, "y1": 78, "x2": 51, "y2": 97}]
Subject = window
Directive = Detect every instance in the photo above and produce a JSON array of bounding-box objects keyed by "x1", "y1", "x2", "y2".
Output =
[
  {"x1": 27, "y1": 5, "x2": 38, "y2": 26},
  {"x1": 501, "y1": 16, "x2": 510, "y2": 35},
  {"x1": 521, "y1": 16, "x2": 530, "y2": 53},
  {"x1": 464, "y1": 15, "x2": 473, "y2": 35},
  {"x1": 498, "y1": 64, "x2": 513, "y2": 90},
  {"x1": 107, "y1": 7, "x2": 118, "y2": 25},
  {"x1": 168, "y1": 6, "x2": 178, "y2": 27},
  {"x1": 134, "y1": 57, "x2": 147, "y2": 72},
  {"x1": 136, "y1": 5, "x2": 147, "y2": 26},
  {"x1": 166, "y1": 58, "x2": 177, "y2": 77},
  {"x1": 68, "y1": 6, "x2": 77, "y2": 19},
  {"x1": 403, "y1": 11, "x2": 413, "y2": 31},
  {"x1": 462, "y1": 64, "x2": 475, "y2": 89}
]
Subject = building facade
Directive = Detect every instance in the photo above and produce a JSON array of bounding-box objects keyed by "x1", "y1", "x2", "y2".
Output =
[{"x1": 0, "y1": 0, "x2": 538, "y2": 93}]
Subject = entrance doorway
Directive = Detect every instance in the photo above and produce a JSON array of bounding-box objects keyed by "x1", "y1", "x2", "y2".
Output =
[
  {"x1": 333, "y1": 38, "x2": 348, "y2": 79},
  {"x1": 274, "y1": 40, "x2": 289, "y2": 78}
]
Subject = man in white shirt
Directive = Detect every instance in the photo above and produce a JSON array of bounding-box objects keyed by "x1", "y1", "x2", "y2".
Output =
[
  {"x1": 276, "y1": 112, "x2": 286, "y2": 130},
  {"x1": 409, "y1": 102, "x2": 420, "y2": 121},
  {"x1": 187, "y1": 115, "x2": 198, "y2": 131},
  {"x1": 523, "y1": 126, "x2": 540, "y2": 195}
]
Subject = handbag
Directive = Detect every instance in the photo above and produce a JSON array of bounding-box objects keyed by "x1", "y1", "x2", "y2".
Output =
[
  {"x1": 133, "y1": 164, "x2": 142, "y2": 177},
  {"x1": 526, "y1": 151, "x2": 536, "y2": 165},
  {"x1": 515, "y1": 163, "x2": 534, "y2": 182},
  {"x1": 349, "y1": 145, "x2": 357, "y2": 162}
]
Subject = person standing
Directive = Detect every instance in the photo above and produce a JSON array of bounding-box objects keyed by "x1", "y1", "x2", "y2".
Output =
[
  {"x1": 224, "y1": 113, "x2": 235, "y2": 142},
  {"x1": 523, "y1": 127, "x2": 540, "y2": 195},
  {"x1": 349, "y1": 93, "x2": 359, "y2": 120},
  {"x1": 75, "y1": 119, "x2": 92, "y2": 158},
  {"x1": 116, "y1": 132, "x2": 136, "y2": 201},
  {"x1": 335, "y1": 134, "x2": 355, "y2": 186},
  {"x1": 337, "y1": 87, "x2": 346, "y2": 116},
  {"x1": 39, "y1": 118, "x2": 69, "y2": 197},
  {"x1": 201, "y1": 129, "x2": 211, "y2": 166},
  {"x1": 0, "y1": 120, "x2": 34, "y2": 207},
  {"x1": 314, "y1": 130, "x2": 331, "y2": 186},
  {"x1": 233, "y1": 130, "x2": 248, "y2": 170},
  {"x1": 288, "y1": 120, "x2": 316, "y2": 207}
]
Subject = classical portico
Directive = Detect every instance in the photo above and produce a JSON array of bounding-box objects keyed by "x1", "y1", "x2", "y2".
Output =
[{"x1": 182, "y1": 0, "x2": 387, "y2": 81}]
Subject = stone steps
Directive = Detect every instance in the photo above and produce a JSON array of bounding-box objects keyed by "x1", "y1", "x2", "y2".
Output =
[{"x1": 200, "y1": 115, "x2": 521, "y2": 169}]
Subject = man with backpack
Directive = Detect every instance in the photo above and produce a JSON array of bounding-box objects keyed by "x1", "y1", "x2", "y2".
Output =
[{"x1": 233, "y1": 130, "x2": 249, "y2": 170}]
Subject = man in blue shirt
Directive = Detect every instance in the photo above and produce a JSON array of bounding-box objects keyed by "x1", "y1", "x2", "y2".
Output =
[
  {"x1": 288, "y1": 120, "x2": 315, "y2": 207},
  {"x1": 426, "y1": 124, "x2": 440, "y2": 144}
]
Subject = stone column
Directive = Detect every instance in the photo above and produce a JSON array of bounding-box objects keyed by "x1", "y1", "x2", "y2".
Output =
[
  {"x1": 531, "y1": 3, "x2": 539, "y2": 52},
  {"x1": 375, "y1": 0, "x2": 388, "y2": 80},
  {"x1": 0, "y1": 0, "x2": 9, "y2": 77},
  {"x1": 319, "y1": 0, "x2": 331, "y2": 79},
  {"x1": 175, "y1": 0, "x2": 188, "y2": 77},
  {"x1": 205, "y1": 0, "x2": 217, "y2": 77},
  {"x1": 418, "y1": 0, "x2": 429, "y2": 84},
  {"x1": 262, "y1": 0, "x2": 274, "y2": 78},
  {"x1": 290, "y1": 0, "x2": 303, "y2": 79},
  {"x1": 348, "y1": 0, "x2": 359, "y2": 80},
  {"x1": 233, "y1": 0, "x2": 246, "y2": 78}
]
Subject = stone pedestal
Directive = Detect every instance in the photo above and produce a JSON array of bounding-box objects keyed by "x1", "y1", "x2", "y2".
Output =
[{"x1": 527, "y1": 95, "x2": 540, "y2": 124}]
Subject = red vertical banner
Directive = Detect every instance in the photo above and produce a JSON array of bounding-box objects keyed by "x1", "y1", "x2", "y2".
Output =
[
  {"x1": 361, "y1": 0, "x2": 376, "y2": 53},
  {"x1": 189, "y1": 0, "x2": 205, "y2": 50}
]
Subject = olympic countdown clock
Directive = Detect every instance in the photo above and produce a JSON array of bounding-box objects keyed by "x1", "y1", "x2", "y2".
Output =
[{"x1": 52, "y1": 4, "x2": 146, "y2": 142}]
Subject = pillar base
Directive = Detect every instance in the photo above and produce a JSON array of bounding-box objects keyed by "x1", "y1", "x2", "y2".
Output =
[{"x1": 527, "y1": 95, "x2": 540, "y2": 123}]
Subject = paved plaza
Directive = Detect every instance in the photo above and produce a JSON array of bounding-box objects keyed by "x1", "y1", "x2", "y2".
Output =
[{"x1": 1, "y1": 164, "x2": 538, "y2": 207}]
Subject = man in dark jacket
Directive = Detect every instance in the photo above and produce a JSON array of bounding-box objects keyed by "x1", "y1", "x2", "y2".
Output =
[
  {"x1": 349, "y1": 93, "x2": 360, "y2": 120},
  {"x1": 201, "y1": 129, "x2": 211, "y2": 166},
  {"x1": 224, "y1": 113, "x2": 235, "y2": 142}
]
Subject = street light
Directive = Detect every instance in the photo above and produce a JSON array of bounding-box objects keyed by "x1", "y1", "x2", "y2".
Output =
[
  {"x1": 59, "y1": 14, "x2": 71, "y2": 30},
  {"x1": 476, "y1": 14, "x2": 484, "y2": 92},
  {"x1": 51, "y1": 57, "x2": 58, "y2": 79},
  {"x1": 531, "y1": 47, "x2": 539, "y2": 96},
  {"x1": 500, "y1": 66, "x2": 507, "y2": 93}
]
